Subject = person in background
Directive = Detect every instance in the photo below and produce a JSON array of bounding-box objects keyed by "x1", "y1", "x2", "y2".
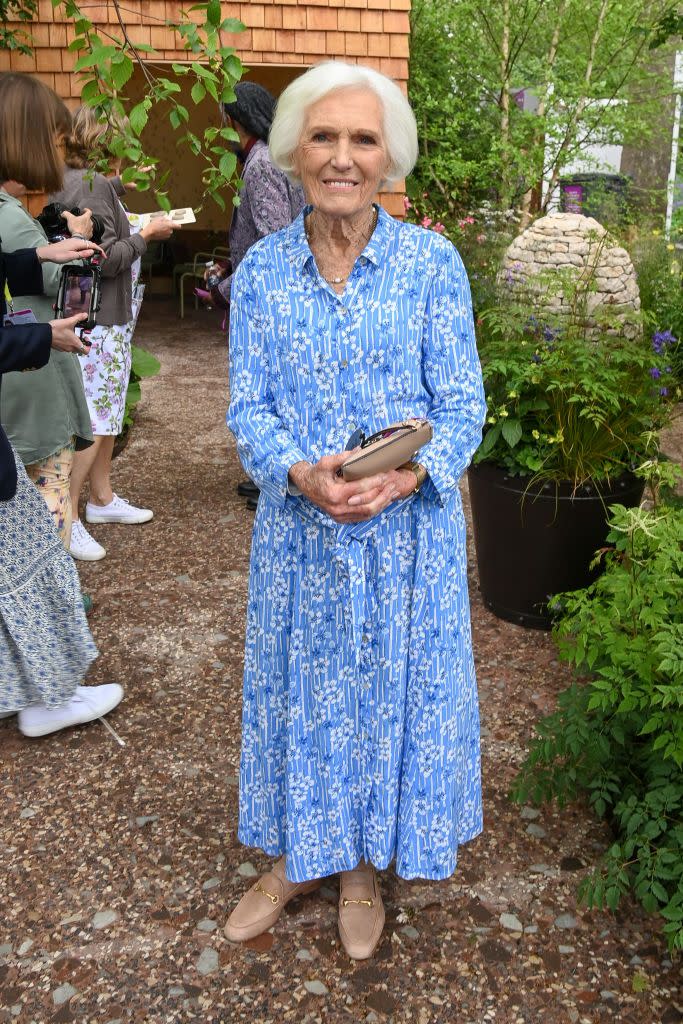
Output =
[
  {"x1": 0, "y1": 79, "x2": 95, "y2": 549},
  {"x1": 51, "y1": 106, "x2": 175, "y2": 562},
  {"x1": 224, "y1": 61, "x2": 485, "y2": 960},
  {"x1": 205, "y1": 81, "x2": 305, "y2": 511},
  {"x1": 0, "y1": 75, "x2": 122, "y2": 736}
]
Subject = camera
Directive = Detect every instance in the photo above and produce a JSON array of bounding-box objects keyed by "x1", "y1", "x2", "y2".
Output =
[
  {"x1": 37, "y1": 201, "x2": 105, "y2": 245},
  {"x1": 55, "y1": 255, "x2": 103, "y2": 330}
]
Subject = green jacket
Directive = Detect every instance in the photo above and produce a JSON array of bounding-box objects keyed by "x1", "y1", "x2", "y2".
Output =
[{"x1": 0, "y1": 189, "x2": 93, "y2": 464}]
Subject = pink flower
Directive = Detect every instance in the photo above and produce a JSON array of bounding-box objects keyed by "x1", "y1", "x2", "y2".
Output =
[
  {"x1": 465, "y1": 216, "x2": 475, "y2": 224},
  {"x1": 477, "y1": 233, "x2": 486, "y2": 243},
  {"x1": 433, "y1": 222, "x2": 445, "y2": 233},
  {"x1": 421, "y1": 216, "x2": 432, "y2": 228},
  {"x1": 403, "y1": 195, "x2": 412, "y2": 210}
]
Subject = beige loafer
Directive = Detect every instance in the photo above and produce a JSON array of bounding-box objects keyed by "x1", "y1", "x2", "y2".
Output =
[
  {"x1": 338, "y1": 861, "x2": 385, "y2": 960},
  {"x1": 224, "y1": 857, "x2": 321, "y2": 942}
]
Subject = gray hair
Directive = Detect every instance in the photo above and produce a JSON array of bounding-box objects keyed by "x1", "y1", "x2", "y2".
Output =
[{"x1": 269, "y1": 61, "x2": 418, "y2": 184}]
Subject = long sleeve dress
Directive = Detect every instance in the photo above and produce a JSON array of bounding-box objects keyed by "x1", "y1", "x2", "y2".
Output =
[{"x1": 226, "y1": 207, "x2": 486, "y2": 884}]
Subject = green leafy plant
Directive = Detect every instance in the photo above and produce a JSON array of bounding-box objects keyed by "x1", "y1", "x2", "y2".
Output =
[
  {"x1": 473, "y1": 257, "x2": 679, "y2": 487},
  {"x1": 120, "y1": 345, "x2": 161, "y2": 436},
  {"x1": 511, "y1": 499, "x2": 683, "y2": 951},
  {"x1": 0, "y1": 0, "x2": 245, "y2": 210},
  {"x1": 632, "y1": 230, "x2": 683, "y2": 385}
]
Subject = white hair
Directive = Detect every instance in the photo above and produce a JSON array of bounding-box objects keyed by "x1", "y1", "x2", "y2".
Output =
[{"x1": 269, "y1": 61, "x2": 418, "y2": 184}]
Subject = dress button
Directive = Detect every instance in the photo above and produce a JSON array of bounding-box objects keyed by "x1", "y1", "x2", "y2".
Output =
[
  {"x1": 339, "y1": 305, "x2": 348, "y2": 315},
  {"x1": 340, "y1": 359, "x2": 348, "y2": 368}
]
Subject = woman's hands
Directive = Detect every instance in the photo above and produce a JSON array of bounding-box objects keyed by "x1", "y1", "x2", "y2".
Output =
[
  {"x1": 61, "y1": 207, "x2": 94, "y2": 239},
  {"x1": 140, "y1": 217, "x2": 176, "y2": 242},
  {"x1": 49, "y1": 314, "x2": 91, "y2": 354},
  {"x1": 36, "y1": 237, "x2": 106, "y2": 264},
  {"x1": 289, "y1": 452, "x2": 417, "y2": 524}
]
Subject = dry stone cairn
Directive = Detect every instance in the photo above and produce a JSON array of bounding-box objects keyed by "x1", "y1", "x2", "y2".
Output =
[{"x1": 501, "y1": 212, "x2": 640, "y2": 338}]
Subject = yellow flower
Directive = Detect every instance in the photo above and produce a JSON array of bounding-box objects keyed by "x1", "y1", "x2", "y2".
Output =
[
  {"x1": 652, "y1": 229, "x2": 661, "y2": 236},
  {"x1": 499, "y1": 407, "x2": 509, "y2": 418},
  {"x1": 667, "y1": 243, "x2": 675, "y2": 251},
  {"x1": 487, "y1": 416, "x2": 497, "y2": 424},
  {"x1": 532, "y1": 429, "x2": 540, "y2": 440},
  {"x1": 508, "y1": 389, "x2": 518, "y2": 398}
]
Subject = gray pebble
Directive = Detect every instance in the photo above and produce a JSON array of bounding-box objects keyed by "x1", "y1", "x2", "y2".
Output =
[
  {"x1": 202, "y1": 877, "x2": 220, "y2": 890},
  {"x1": 366, "y1": 1014, "x2": 380, "y2": 1024},
  {"x1": 524, "y1": 924, "x2": 539, "y2": 934},
  {"x1": 554, "y1": 913, "x2": 578, "y2": 929},
  {"x1": 304, "y1": 980, "x2": 328, "y2": 996},
  {"x1": 500, "y1": 913, "x2": 524, "y2": 932},
  {"x1": 93, "y1": 910, "x2": 118, "y2": 930},
  {"x1": 237, "y1": 861, "x2": 258, "y2": 878},
  {"x1": 520, "y1": 806, "x2": 541, "y2": 820},
  {"x1": 629, "y1": 954, "x2": 644, "y2": 966},
  {"x1": 401, "y1": 925, "x2": 419, "y2": 939},
  {"x1": 601, "y1": 991, "x2": 616, "y2": 1001},
  {"x1": 529, "y1": 863, "x2": 552, "y2": 874},
  {"x1": 197, "y1": 919, "x2": 217, "y2": 932},
  {"x1": 197, "y1": 947, "x2": 219, "y2": 976},
  {"x1": 0, "y1": 944, "x2": 12, "y2": 956},
  {"x1": 17, "y1": 939, "x2": 33, "y2": 955},
  {"x1": 296, "y1": 949, "x2": 314, "y2": 961},
  {"x1": 19, "y1": 807, "x2": 36, "y2": 819},
  {"x1": 53, "y1": 983, "x2": 78, "y2": 1006},
  {"x1": 559, "y1": 945, "x2": 575, "y2": 954},
  {"x1": 526, "y1": 823, "x2": 547, "y2": 838},
  {"x1": 169, "y1": 986, "x2": 186, "y2": 997},
  {"x1": 175, "y1": 574, "x2": 192, "y2": 584},
  {"x1": 135, "y1": 815, "x2": 159, "y2": 827}
]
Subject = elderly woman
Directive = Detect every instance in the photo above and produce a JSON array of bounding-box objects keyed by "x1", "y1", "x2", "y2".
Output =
[{"x1": 225, "y1": 61, "x2": 486, "y2": 960}]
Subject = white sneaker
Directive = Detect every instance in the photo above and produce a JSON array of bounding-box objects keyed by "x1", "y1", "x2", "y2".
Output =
[
  {"x1": 70, "y1": 519, "x2": 106, "y2": 561},
  {"x1": 18, "y1": 684, "x2": 123, "y2": 738},
  {"x1": 86, "y1": 494, "x2": 153, "y2": 525}
]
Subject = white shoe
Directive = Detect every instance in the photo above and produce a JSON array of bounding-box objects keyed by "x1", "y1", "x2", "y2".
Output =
[
  {"x1": 86, "y1": 494, "x2": 153, "y2": 525},
  {"x1": 70, "y1": 519, "x2": 106, "y2": 561},
  {"x1": 18, "y1": 684, "x2": 123, "y2": 738}
]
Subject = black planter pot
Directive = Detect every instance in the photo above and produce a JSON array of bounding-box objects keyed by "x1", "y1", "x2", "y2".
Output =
[{"x1": 467, "y1": 462, "x2": 644, "y2": 630}]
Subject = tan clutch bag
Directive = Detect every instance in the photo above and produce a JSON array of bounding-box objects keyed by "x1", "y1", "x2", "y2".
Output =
[{"x1": 340, "y1": 419, "x2": 433, "y2": 482}]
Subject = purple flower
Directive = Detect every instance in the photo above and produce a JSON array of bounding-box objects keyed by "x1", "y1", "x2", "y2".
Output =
[
  {"x1": 652, "y1": 329, "x2": 677, "y2": 353},
  {"x1": 660, "y1": 387, "x2": 669, "y2": 397},
  {"x1": 650, "y1": 367, "x2": 662, "y2": 379},
  {"x1": 532, "y1": 354, "x2": 542, "y2": 364}
]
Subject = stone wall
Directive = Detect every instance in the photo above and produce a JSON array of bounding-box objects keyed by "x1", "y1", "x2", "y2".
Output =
[{"x1": 502, "y1": 213, "x2": 641, "y2": 337}]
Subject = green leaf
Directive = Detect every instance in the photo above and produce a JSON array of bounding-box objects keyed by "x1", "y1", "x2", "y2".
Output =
[
  {"x1": 207, "y1": 0, "x2": 221, "y2": 28},
  {"x1": 220, "y1": 18, "x2": 245, "y2": 34},
  {"x1": 111, "y1": 54, "x2": 134, "y2": 91},
  {"x1": 191, "y1": 80, "x2": 206, "y2": 105},
  {"x1": 129, "y1": 101, "x2": 150, "y2": 136},
  {"x1": 218, "y1": 150, "x2": 237, "y2": 180},
  {"x1": 131, "y1": 346, "x2": 161, "y2": 379},
  {"x1": 501, "y1": 418, "x2": 523, "y2": 448}
]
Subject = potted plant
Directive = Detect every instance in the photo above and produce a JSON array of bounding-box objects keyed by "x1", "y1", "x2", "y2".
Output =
[{"x1": 468, "y1": 266, "x2": 678, "y2": 629}]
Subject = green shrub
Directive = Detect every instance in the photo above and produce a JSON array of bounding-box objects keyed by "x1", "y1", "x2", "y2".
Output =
[
  {"x1": 120, "y1": 345, "x2": 161, "y2": 434},
  {"x1": 512, "y1": 501, "x2": 683, "y2": 951},
  {"x1": 632, "y1": 232, "x2": 683, "y2": 385}
]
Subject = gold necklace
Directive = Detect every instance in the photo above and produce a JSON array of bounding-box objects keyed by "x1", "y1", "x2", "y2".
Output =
[{"x1": 305, "y1": 207, "x2": 378, "y2": 285}]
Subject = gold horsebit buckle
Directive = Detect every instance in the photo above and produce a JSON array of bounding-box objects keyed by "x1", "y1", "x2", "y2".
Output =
[
  {"x1": 254, "y1": 881, "x2": 280, "y2": 905},
  {"x1": 342, "y1": 897, "x2": 374, "y2": 907}
]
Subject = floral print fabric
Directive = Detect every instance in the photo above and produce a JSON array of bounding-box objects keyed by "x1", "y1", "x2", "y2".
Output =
[
  {"x1": 26, "y1": 439, "x2": 76, "y2": 546},
  {"x1": 79, "y1": 214, "x2": 142, "y2": 436},
  {"x1": 227, "y1": 206, "x2": 486, "y2": 883},
  {"x1": 0, "y1": 449, "x2": 98, "y2": 713}
]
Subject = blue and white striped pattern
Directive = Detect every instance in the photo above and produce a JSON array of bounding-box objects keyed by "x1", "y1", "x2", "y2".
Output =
[{"x1": 227, "y1": 206, "x2": 486, "y2": 882}]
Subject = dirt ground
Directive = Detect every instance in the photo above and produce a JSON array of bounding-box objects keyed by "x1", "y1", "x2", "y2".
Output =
[{"x1": 0, "y1": 298, "x2": 681, "y2": 1024}]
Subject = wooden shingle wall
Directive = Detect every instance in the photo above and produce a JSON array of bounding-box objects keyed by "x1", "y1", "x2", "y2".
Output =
[{"x1": 1, "y1": 0, "x2": 411, "y2": 216}]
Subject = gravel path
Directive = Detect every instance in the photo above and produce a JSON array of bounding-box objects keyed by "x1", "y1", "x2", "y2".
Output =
[{"x1": 0, "y1": 299, "x2": 680, "y2": 1024}]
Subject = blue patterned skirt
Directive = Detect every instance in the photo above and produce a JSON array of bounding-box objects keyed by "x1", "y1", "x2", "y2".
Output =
[{"x1": 0, "y1": 449, "x2": 98, "y2": 712}]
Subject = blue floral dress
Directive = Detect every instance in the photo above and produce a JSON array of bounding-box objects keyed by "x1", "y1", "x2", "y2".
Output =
[{"x1": 227, "y1": 206, "x2": 486, "y2": 883}]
